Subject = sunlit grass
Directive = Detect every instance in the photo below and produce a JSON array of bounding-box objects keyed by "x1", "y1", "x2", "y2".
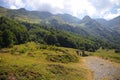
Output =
[
  {"x1": 86, "y1": 48, "x2": 120, "y2": 63},
  {"x1": 0, "y1": 42, "x2": 90, "y2": 80}
]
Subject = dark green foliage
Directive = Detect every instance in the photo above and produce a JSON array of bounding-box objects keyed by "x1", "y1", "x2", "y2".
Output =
[
  {"x1": 115, "y1": 49, "x2": 120, "y2": 53},
  {"x1": 45, "y1": 35, "x2": 57, "y2": 45},
  {"x1": 0, "y1": 17, "x2": 28, "y2": 47},
  {"x1": 56, "y1": 34, "x2": 76, "y2": 48},
  {"x1": 0, "y1": 6, "x2": 120, "y2": 50},
  {"x1": 0, "y1": 31, "x2": 2, "y2": 48},
  {"x1": 2, "y1": 30, "x2": 14, "y2": 47},
  {"x1": 0, "y1": 16, "x2": 112, "y2": 51},
  {"x1": 27, "y1": 23, "x2": 108, "y2": 51}
]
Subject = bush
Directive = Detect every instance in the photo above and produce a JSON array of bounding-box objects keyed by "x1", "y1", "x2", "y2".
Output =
[{"x1": 115, "y1": 49, "x2": 120, "y2": 53}]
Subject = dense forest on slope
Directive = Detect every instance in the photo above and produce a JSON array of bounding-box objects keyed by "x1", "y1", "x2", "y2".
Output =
[
  {"x1": 0, "y1": 17, "x2": 28, "y2": 47},
  {"x1": 0, "y1": 17, "x2": 111, "y2": 51},
  {"x1": 0, "y1": 6, "x2": 120, "y2": 49}
]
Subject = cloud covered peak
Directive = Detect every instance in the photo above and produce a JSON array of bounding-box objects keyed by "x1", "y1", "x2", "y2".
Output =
[{"x1": 0, "y1": 0, "x2": 120, "y2": 20}]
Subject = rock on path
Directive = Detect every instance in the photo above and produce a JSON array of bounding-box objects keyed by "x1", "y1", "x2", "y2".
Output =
[{"x1": 85, "y1": 57, "x2": 120, "y2": 80}]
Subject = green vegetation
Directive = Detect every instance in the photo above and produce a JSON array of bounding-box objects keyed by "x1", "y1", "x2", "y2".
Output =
[
  {"x1": 0, "y1": 42, "x2": 90, "y2": 80},
  {"x1": 0, "y1": 6, "x2": 120, "y2": 50},
  {"x1": 0, "y1": 7, "x2": 120, "y2": 80},
  {"x1": 0, "y1": 17, "x2": 28, "y2": 48},
  {"x1": 47, "y1": 54, "x2": 79, "y2": 63},
  {"x1": 0, "y1": 16, "x2": 110, "y2": 51},
  {"x1": 2, "y1": 30, "x2": 14, "y2": 47},
  {"x1": 86, "y1": 48, "x2": 120, "y2": 63},
  {"x1": 23, "y1": 22, "x2": 109, "y2": 51},
  {"x1": 115, "y1": 49, "x2": 120, "y2": 53}
]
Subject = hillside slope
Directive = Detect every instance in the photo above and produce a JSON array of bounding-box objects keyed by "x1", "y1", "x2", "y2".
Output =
[
  {"x1": 0, "y1": 6, "x2": 120, "y2": 48},
  {"x1": 0, "y1": 42, "x2": 92, "y2": 80}
]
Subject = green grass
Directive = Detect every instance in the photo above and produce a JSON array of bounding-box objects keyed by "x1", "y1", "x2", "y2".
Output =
[
  {"x1": 47, "y1": 54, "x2": 79, "y2": 63},
  {"x1": 0, "y1": 42, "x2": 90, "y2": 80},
  {"x1": 86, "y1": 48, "x2": 120, "y2": 63}
]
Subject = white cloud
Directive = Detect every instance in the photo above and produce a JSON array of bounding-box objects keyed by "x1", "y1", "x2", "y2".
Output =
[
  {"x1": 110, "y1": 0, "x2": 120, "y2": 5},
  {"x1": 3, "y1": 0, "x2": 25, "y2": 8},
  {"x1": 10, "y1": 5, "x2": 17, "y2": 9},
  {"x1": 89, "y1": 0, "x2": 120, "y2": 18},
  {"x1": 1, "y1": 0, "x2": 120, "y2": 19},
  {"x1": 65, "y1": 0, "x2": 96, "y2": 17},
  {"x1": 103, "y1": 9, "x2": 120, "y2": 20}
]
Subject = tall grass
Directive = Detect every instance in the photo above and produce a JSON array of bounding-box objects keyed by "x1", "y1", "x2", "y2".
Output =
[
  {"x1": 86, "y1": 48, "x2": 120, "y2": 63},
  {"x1": 0, "y1": 42, "x2": 90, "y2": 80}
]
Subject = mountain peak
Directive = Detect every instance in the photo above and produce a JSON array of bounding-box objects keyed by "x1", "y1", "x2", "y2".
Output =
[
  {"x1": 0, "y1": 6, "x2": 6, "y2": 10},
  {"x1": 0, "y1": 6, "x2": 4, "y2": 8},
  {"x1": 56, "y1": 13, "x2": 80, "y2": 23},
  {"x1": 18, "y1": 8, "x2": 26, "y2": 11},
  {"x1": 82, "y1": 15, "x2": 92, "y2": 21}
]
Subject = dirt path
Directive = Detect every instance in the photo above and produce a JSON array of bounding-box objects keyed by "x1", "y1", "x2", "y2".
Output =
[{"x1": 84, "y1": 56, "x2": 120, "y2": 80}]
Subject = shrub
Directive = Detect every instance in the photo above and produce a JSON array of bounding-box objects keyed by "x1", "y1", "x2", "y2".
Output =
[
  {"x1": 40, "y1": 45, "x2": 48, "y2": 49},
  {"x1": 115, "y1": 49, "x2": 120, "y2": 53},
  {"x1": 19, "y1": 48, "x2": 27, "y2": 54}
]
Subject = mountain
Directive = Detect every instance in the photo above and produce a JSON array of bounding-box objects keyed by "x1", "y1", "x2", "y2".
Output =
[
  {"x1": 56, "y1": 14, "x2": 80, "y2": 23},
  {"x1": 82, "y1": 15, "x2": 92, "y2": 22},
  {"x1": 95, "y1": 16, "x2": 120, "y2": 34},
  {"x1": 78, "y1": 16, "x2": 113, "y2": 39},
  {"x1": 95, "y1": 18, "x2": 107, "y2": 24},
  {"x1": 95, "y1": 18, "x2": 109, "y2": 27},
  {"x1": 108, "y1": 16, "x2": 120, "y2": 28},
  {"x1": 0, "y1": 7, "x2": 80, "y2": 24},
  {"x1": 0, "y1": 6, "x2": 120, "y2": 48},
  {"x1": 1, "y1": 16, "x2": 110, "y2": 51},
  {"x1": 96, "y1": 16, "x2": 120, "y2": 28},
  {"x1": 108, "y1": 16, "x2": 120, "y2": 34}
]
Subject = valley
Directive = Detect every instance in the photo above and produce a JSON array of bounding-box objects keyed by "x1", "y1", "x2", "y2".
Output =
[{"x1": 0, "y1": 6, "x2": 120, "y2": 80}]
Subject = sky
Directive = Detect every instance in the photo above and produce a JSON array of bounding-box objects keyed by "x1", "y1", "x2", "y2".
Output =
[{"x1": 0, "y1": 0, "x2": 120, "y2": 20}]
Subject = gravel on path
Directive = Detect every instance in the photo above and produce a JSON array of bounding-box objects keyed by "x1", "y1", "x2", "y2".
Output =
[{"x1": 85, "y1": 57, "x2": 120, "y2": 80}]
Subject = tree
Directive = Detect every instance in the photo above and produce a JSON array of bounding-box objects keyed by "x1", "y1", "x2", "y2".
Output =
[
  {"x1": 2, "y1": 30, "x2": 14, "y2": 47},
  {"x1": 0, "y1": 31, "x2": 2, "y2": 48},
  {"x1": 45, "y1": 35, "x2": 57, "y2": 45}
]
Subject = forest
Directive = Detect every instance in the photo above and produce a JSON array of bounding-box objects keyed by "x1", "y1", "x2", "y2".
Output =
[{"x1": 0, "y1": 17, "x2": 113, "y2": 52}]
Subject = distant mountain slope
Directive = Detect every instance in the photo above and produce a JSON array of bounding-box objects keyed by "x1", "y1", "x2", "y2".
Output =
[
  {"x1": 108, "y1": 16, "x2": 120, "y2": 28},
  {"x1": 79, "y1": 16, "x2": 112, "y2": 37},
  {"x1": 0, "y1": 6, "x2": 120, "y2": 48},
  {"x1": 56, "y1": 14, "x2": 80, "y2": 23},
  {"x1": 1, "y1": 16, "x2": 111, "y2": 51},
  {"x1": 95, "y1": 18, "x2": 109, "y2": 28},
  {"x1": 95, "y1": 16, "x2": 120, "y2": 29},
  {"x1": 108, "y1": 16, "x2": 120, "y2": 34},
  {"x1": 95, "y1": 16, "x2": 120, "y2": 34}
]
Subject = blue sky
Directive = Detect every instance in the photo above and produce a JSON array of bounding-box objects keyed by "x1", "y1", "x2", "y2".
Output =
[{"x1": 0, "y1": 0, "x2": 120, "y2": 20}]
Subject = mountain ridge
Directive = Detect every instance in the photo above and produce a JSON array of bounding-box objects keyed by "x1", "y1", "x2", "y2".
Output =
[{"x1": 0, "y1": 6, "x2": 120, "y2": 48}]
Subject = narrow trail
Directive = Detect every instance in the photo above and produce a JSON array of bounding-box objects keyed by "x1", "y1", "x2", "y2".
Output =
[{"x1": 84, "y1": 56, "x2": 120, "y2": 80}]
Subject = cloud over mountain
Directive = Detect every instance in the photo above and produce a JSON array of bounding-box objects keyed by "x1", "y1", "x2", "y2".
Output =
[{"x1": 0, "y1": 0, "x2": 120, "y2": 19}]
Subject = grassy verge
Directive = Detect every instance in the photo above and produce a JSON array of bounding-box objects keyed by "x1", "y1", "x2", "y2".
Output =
[
  {"x1": 0, "y1": 42, "x2": 91, "y2": 80},
  {"x1": 86, "y1": 48, "x2": 120, "y2": 63}
]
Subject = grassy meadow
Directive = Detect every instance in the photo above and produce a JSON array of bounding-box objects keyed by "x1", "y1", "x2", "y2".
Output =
[
  {"x1": 86, "y1": 48, "x2": 120, "y2": 63},
  {"x1": 0, "y1": 42, "x2": 92, "y2": 80}
]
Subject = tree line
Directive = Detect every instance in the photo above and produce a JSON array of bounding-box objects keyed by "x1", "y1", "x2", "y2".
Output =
[{"x1": 0, "y1": 17, "x2": 115, "y2": 52}]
